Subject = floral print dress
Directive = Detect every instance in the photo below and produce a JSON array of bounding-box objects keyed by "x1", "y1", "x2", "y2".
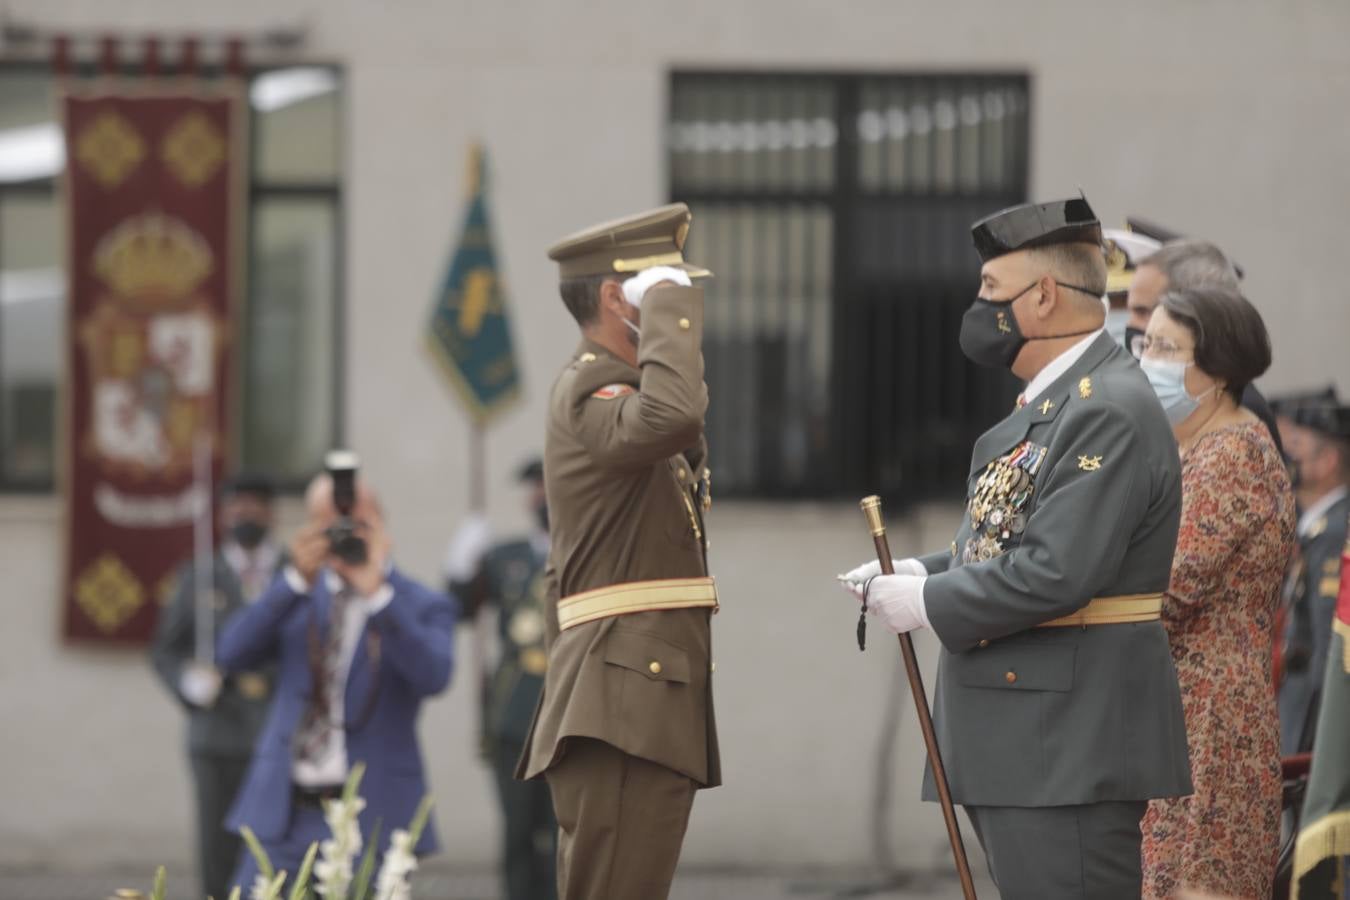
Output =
[{"x1": 1142, "y1": 421, "x2": 1295, "y2": 899}]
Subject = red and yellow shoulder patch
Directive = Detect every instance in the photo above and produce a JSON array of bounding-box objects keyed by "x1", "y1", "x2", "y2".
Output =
[{"x1": 591, "y1": 384, "x2": 636, "y2": 400}]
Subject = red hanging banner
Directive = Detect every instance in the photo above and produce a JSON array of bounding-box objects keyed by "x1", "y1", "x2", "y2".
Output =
[{"x1": 61, "y1": 85, "x2": 246, "y2": 644}]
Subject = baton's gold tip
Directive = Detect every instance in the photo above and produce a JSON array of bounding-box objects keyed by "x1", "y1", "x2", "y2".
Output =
[{"x1": 859, "y1": 495, "x2": 885, "y2": 536}]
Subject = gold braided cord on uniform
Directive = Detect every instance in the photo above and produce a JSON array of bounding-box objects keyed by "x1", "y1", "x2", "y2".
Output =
[
  {"x1": 1292, "y1": 809, "x2": 1350, "y2": 893},
  {"x1": 558, "y1": 577, "x2": 717, "y2": 631},
  {"x1": 1035, "y1": 593, "x2": 1163, "y2": 628}
]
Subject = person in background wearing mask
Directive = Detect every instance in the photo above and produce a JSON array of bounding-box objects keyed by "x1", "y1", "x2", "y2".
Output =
[
  {"x1": 448, "y1": 459, "x2": 557, "y2": 900},
  {"x1": 1123, "y1": 234, "x2": 1283, "y2": 454},
  {"x1": 839, "y1": 197, "x2": 1190, "y2": 899},
  {"x1": 1273, "y1": 388, "x2": 1350, "y2": 754},
  {"x1": 1136, "y1": 287, "x2": 1294, "y2": 900},
  {"x1": 1101, "y1": 227, "x2": 1160, "y2": 348},
  {"x1": 150, "y1": 473, "x2": 283, "y2": 900}
]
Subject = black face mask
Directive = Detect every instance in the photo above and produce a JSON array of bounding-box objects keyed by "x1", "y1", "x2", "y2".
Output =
[
  {"x1": 534, "y1": 502, "x2": 549, "y2": 533},
  {"x1": 958, "y1": 280, "x2": 1105, "y2": 370},
  {"x1": 1287, "y1": 458, "x2": 1302, "y2": 491},
  {"x1": 1124, "y1": 325, "x2": 1146, "y2": 359},
  {"x1": 231, "y1": 519, "x2": 268, "y2": 550}
]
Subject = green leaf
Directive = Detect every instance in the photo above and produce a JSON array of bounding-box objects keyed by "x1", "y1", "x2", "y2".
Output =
[
  {"x1": 227, "y1": 887, "x2": 242, "y2": 900},
  {"x1": 267, "y1": 869, "x2": 287, "y2": 900},
  {"x1": 150, "y1": 866, "x2": 167, "y2": 900},
  {"x1": 351, "y1": 818, "x2": 382, "y2": 900},
  {"x1": 287, "y1": 841, "x2": 319, "y2": 900},
  {"x1": 341, "y1": 761, "x2": 367, "y2": 808},
  {"x1": 405, "y1": 793, "x2": 435, "y2": 848},
  {"x1": 240, "y1": 825, "x2": 275, "y2": 881}
]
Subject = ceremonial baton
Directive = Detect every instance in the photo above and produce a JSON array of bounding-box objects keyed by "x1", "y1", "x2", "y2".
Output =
[{"x1": 859, "y1": 495, "x2": 977, "y2": 900}]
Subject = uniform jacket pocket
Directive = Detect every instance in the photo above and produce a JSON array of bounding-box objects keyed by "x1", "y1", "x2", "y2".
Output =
[
  {"x1": 957, "y1": 645, "x2": 1075, "y2": 692},
  {"x1": 603, "y1": 629, "x2": 691, "y2": 684}
]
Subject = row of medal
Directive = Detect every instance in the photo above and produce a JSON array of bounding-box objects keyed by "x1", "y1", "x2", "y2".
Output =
[{"x1": 963, "y1": 441, "x2": 1048, "y2": 563}]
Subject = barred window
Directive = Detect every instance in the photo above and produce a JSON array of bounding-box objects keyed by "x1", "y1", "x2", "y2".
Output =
[{"x1": 670, "y1": 72, "x2": 1030, "y2": 501}]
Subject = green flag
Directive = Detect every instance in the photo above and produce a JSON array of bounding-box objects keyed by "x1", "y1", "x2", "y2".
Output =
[
  {"x1": 426, "y1": 145, "x2": 520, "y2": 423},
  {"x1": 1295, "y1": 536, "x2": 1350, "y2": 899}
]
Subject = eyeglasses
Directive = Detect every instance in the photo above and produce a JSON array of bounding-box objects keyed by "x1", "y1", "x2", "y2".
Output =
[{"x1": 1131, "y1": 334, "x2": 1193, "y2": 362}]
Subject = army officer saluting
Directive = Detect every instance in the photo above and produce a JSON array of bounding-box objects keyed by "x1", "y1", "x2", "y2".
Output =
[
  {"x1": 840, "y1": 197, "x2": 1192, "y2": 899},
  {"x1": 516, "y1": 203, "x2": 717, "y2": 900}
]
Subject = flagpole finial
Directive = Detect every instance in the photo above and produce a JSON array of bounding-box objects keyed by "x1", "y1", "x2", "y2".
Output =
[{"x1": 468, "y1": 142, "x2": 485, "y2": 195}]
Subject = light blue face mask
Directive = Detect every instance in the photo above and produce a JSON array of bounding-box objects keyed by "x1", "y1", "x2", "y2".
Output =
[
  {"x1": 1140, "y1": 357, "x2": 1214, "y2": 425},
  {"x1": 1105, "y1": 308, "x2": 1131, "y2": 348}
]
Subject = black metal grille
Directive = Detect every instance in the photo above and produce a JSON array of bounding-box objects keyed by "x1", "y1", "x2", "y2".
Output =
[{"x1": 670, "y1": 72, "x2": 1030, "y2": 502}]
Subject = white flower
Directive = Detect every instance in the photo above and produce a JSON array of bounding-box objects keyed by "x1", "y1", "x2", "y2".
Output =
[
  {"x1": 373, "y1": 829, "x2": 420, "y2": 900},
  {"x1": 249, "y1": 872, "x2": 273, "y2": 900},
  {"x1": 314, "y1": 794, "x2": 365, "y2": 898}
]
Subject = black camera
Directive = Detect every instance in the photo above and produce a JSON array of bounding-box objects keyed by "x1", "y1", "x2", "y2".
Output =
[{"x1": 324, "y1": 450, "x2": 368, "y2": 565}]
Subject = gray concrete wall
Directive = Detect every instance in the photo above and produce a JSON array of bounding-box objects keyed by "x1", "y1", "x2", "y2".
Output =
[
  {"x1": 1, "y1": 495, "x2": 967, "y2": 870},
  {"x1": 3, "y1": 0, "x2": 1348, "y2": 870}
]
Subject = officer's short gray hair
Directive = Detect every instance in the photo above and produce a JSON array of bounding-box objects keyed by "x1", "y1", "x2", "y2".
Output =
[
  {"x1": 1141, "y1": 239, "x2": 1240, "y2": 291},
  {"x1": 1026, "y1": 242, "x2": 1108, "y2": 304}
]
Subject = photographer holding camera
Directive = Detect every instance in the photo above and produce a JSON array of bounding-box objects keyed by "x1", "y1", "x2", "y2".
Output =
[{"x1": 217, "y1": 452, "x2": 457, "y2": 893}]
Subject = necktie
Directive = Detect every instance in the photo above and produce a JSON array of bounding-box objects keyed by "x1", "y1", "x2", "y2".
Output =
[{"x1": 296, "y1": 587, "x2": 351, "y2": 765}]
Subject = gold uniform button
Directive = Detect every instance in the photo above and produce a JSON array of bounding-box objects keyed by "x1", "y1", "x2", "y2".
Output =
[
  {"x1": 579, "y1": 352, "x2": 597, "y2": 363},
  {"x1": 1005, "y1": 671, "x2": 1017, "y2": 684},
  {"x1": 649, "y1": 661, "x2": 663, "y2": 675},
  {"x1": 678, "y1": 317, "x2": 691, "y2": 330},
  {"x1": 710, "y1": 662, "x2": 717, "y2": 673},
  {"x1": 977, "y1": 640, "x2": 990, "y2": 649},
  {"x1": 677, "y1": 467, "x2": 687, "y2": 479}
]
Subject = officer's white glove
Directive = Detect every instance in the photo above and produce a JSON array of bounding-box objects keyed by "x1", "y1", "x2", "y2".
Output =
[
  {"x1": 180, "y1": 662, "x2": 223, "y2": 709},
  {"x1": 444, "y1": 512, "x2": 493, "y2": 583},
  {"x1": 838, "y1": 573, "x2": 930, "y2": 635},
  {"x1": 837, "y1": 556, "x2": 927, "y2": 588},
  {"x1": 621, "y1": 266, "x2": 691, "y2": 308}
]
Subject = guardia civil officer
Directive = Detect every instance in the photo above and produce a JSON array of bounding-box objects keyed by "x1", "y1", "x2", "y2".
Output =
[
  {"x1": 1274, "y1": 388, "x2": 1350, "y2": 754},
  {"x1": 841, "y1": 197, "x2": 1192, "y2": 899},
  {"x1": 516, "y1": 204, "x2": 717, "y2": 900},
  {"x1": 150, "y1": 473, "x2": 282, "y2": 900},
  {"x1": 452, "y1": 459, "x2": 558, "y2": 900}
]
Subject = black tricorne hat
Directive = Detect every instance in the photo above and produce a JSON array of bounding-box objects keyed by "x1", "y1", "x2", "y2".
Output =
[
  {"x1": 971, "y1": 196, "x2": 1102, "y2": 263},
  {"x1": 221, "y1": 472, "x2": 276, "y2": 501},
  {"x1": 516, "y1": 458, "x2": 544, "y2": 483},
  {"x1": 1272, "y1": 387, "x2": 1350, "y2": 441}
]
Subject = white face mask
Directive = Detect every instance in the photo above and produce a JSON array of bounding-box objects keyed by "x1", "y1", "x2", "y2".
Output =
[{"x1": 1140, "y1": 357, "x2": 1215, "y2": 426}]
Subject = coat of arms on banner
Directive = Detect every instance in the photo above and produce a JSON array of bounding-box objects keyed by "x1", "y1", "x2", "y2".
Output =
[{"x1": 78, "y1": 213, "x2": 225, "y2": 479}]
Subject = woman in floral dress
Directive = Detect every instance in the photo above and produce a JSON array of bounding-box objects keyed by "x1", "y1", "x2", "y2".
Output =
[{"x1": 1137, "y1": 287, "x2": 1295, "y2": 900}]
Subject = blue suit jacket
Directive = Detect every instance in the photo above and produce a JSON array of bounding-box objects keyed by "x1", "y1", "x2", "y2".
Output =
[{"x1": 216, "y1": 567, "x2": 456, "y2": 855}]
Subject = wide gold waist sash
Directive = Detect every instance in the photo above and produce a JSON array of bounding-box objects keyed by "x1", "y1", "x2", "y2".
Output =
[
  {"x1": 1035, "y1": 593, "x2": 1163, "y2": 628},
  {"x1": 558, "y1": 577, "x2": 718, "y2": 631}
]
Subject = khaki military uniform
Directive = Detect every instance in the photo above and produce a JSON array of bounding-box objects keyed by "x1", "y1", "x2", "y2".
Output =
[{"x1": 517, "y1": 203, "x2": 718, "y2": 900}]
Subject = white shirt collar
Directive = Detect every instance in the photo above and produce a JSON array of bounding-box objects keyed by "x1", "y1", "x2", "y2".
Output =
[
  {"x1": 1022, "y1": 330, "x2": 1104, "y2": 406},
  {"x1": 1298, "y1": 485, "x2": 1349, "y2": 538}
]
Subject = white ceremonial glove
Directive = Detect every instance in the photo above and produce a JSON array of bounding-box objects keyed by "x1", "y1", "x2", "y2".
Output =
[
  {"x1": 621, "y1": 265, "x2": 692, "y2": 308},
  {"x1": 180, "y1": 662, "x2": 223, "y2": 709},
  {"x1": 443, "y1": 512, "x2": 493, "y2": 583},
  {"x1": 836, "y1": 556, "x2": 927, "y2": 588},
  {"x1": 837, "y1": 573, "x2": 930, "y2": 635}
]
